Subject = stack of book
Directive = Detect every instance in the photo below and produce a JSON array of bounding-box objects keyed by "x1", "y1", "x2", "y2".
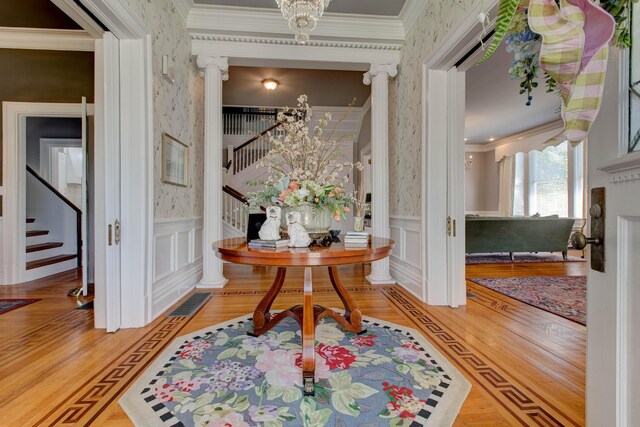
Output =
[
  {"x1": 248, "y1": 239, "x2": 290, "y2": 249},
  {"x1": 344, "y1": 231, "x2": 369, "y2": 248}
]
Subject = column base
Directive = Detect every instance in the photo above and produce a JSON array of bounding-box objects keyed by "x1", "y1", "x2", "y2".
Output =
[
  {"x1": 365, "y1": 274, "x2": 396, "y2": 285},
  {"x1": 197, "y1": 276, "x2": 228, "y2": 289}
]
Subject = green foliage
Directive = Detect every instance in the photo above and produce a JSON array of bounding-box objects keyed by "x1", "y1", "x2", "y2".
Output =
[
  {"x1": 478, "y1": 0, "x2": 521, "y2": 64},
  {"x1": 601, "y1": 0, "x2": 639, "y2": 48}
]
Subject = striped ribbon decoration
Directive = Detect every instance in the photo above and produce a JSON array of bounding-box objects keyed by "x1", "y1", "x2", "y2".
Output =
[{"x1": 528, "y1": 0, "x2": 615, "y2": 146}]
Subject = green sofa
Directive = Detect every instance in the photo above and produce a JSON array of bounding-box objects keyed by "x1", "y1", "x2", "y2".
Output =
[{"x1": 465, "y1": 216, "x2": 575, "y2": 260}]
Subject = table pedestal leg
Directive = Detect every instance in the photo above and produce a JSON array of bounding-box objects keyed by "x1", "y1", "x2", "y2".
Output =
[
  {"x1": 248, "y1": 267, "x2": 286, "y2": 337},
  {"x1": 327, "y1": 266, "x2": 366, "y2": 334},
  {"x1": 302, "y1": 267, "x2": 315, "y2": 396}
]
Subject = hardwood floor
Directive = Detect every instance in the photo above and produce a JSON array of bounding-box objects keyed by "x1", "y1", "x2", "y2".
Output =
[{"x1": 0, "y1": 260, "x2": 586, "y2": 426}]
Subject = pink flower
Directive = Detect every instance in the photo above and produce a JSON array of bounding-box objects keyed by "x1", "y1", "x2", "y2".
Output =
[
  {"x1": 278, "y1": 189, "x2": 291, "y2": 201},
  {"x1": 314, "y1": 197, "x2": 320, "y2": 203},
  {"x1": 343, "y1": 207, "x2": 351, "y2": 212},
  {"x1": 256, "y1": 349, "x2": 302, "y2": 387},
  {"x1": 350, "y1": 334, "x2": 377, "y2": 348},
  {"x1": 153, "y1": 383, "x2": 177, "y2": 403},
  {"x1": 328, "y1": 192, "x2": 335, "y2": 198},
  {"x1": 174, "y1": 376, "x2": 208, "y2": 392},
  {"x1": 288, "y1": 181, "x2": 300, "y2": 190}
]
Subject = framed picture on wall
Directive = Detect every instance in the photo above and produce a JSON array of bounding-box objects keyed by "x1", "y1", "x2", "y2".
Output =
[{"x1": 161, "y1": 132, "x2": 188, "y2": 187}]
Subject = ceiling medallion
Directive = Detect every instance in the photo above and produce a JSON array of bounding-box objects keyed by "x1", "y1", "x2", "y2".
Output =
[{"x1": 275, "y1": 0, "x2": 331, "y2": 44}]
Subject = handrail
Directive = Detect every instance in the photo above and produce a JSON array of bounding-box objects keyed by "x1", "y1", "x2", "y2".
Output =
[
  {"x1": 234, "y1": 121, "x2": 283, "y2": 153},
  {"x1": 26, "y1": 165, "x2": 82, "y2": 266},
  {"x1": 223, "y1": 185, "x2": 248, "y2": 204}
]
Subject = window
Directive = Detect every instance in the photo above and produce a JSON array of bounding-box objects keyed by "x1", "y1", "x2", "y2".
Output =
[{"x1": 512, "y1": 142, "x2": 585, "y2": 218}]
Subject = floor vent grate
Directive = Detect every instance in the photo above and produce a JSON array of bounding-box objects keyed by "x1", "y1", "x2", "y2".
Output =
[{"x1": 167, "y1": 292, "x2": 212, "y2": 317}]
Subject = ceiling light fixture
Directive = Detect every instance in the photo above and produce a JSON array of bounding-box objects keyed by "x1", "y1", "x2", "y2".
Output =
[
  {"x1": 489, "y1": 137, "x2": 496, "y2": 142},
  {"x1": 275, "y1": 0, "x2": 331, "y2": 44},
  {"x1": 262, "y1": 79, "x2": 279, "y2": 91}
]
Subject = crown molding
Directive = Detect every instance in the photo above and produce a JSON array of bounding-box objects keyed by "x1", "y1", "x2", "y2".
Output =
[
  {"x1": 399, "y1": 0, "x2": 429, "y2": 34},
  {"x1": 172, "y1": 0, "x2": 194, "y2": 24},
  {"x1": 0, "y1": 27, "x2": 95, "y2": 51},
  {"x1": 51, "y1": 0, "x2": 105, "y2": 38},
  {"x1": 187, "y1": 5, "x2": 406, "y2": 42},
  {"x1": 465, "y1": 119, "x2": 564, "y2": 152},
  {"x1": 191, "y1": 34, "x2": 401, "y2": 70}
]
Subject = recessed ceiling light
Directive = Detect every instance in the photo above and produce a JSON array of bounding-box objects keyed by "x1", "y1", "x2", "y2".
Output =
[
  {"x1": 262, "y1": 79, "x2": 279, "y2": 91},
  {"x1": 489, "y1": 137, "x2": 496, "y2": 142},
  {"x1": 464, "y1": 138, "x2": 468, "y2": 141}
]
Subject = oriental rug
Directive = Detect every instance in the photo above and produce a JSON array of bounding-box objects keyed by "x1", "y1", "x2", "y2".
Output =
[
  {"x1": 0, "y1": 298, "x2": 40, "y2": 315},
  {"x1": 466, "y1": 252, "x2": 586, "y2": 264},
  {"x1": 468, "y1": 276, "x2": 586, "y2": 325},
  {"x1": 120, "y1": 313, "x2": 471, "y2": 426}
]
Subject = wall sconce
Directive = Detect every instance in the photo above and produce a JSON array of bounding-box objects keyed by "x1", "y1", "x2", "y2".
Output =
[
  {"x1": 262, "y1": 79, "x2": 279, "y2": 91},
  {"x1": 162, "y1": 55, "x2": 175, "y2": 84},
  {"x1": 465, "y1": 154, "x2": 473, "y2": 170}
]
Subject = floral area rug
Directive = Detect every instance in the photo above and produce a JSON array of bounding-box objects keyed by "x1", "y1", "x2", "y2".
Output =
[
  {"x1": 466, "y1": 252, "x2": 586, "y2": 264},
  {"x1": 0, "y1": 298, "x2": 40, "y2": 315},
  {"x1": 120, "y1": 313, "x2": 471, "y2": 426},
  {"x1": 468, "y1": 276, "x2": 586, "y2": 325}
]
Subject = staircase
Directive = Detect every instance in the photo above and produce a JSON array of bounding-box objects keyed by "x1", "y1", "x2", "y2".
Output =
[
  {"x1": 24, "y1": 165, "x2": 81, "y2": 281},
  {"x1": 25, "y1": 217, "x2": 77, "y2": 274},
  {"x1": 222, "y1": 185, "x2": 251, "y2": 238}
]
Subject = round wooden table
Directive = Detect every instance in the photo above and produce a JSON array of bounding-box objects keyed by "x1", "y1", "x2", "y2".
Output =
[{"x1": 213, "y1": 237, "x2": 394, "y2": 395}]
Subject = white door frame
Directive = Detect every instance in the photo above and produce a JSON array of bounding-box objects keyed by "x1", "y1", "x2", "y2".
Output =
[
  {"x1": 82, "y1": 0, "x2": 154, "y2": 328},
  {"x1": 420, "y1": 0, "x2": 499, "y2": 306},
  {"x1": 1, "y1": 102, "x2": 93, "y2": 285}
]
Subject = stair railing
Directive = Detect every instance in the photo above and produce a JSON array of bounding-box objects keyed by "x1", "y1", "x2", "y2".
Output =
[
  {"x1": 222, "y1": 185, "x2": 250, "y2": 235},
  {"x1": 26, "y1": 165, "x2": 82, "y2": 267},
  {"x1": 233, "y1": 121, "x2": 284, "y2": 175}
]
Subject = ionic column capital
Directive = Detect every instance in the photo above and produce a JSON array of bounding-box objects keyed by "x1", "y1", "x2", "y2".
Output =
[
  {"x1": 196, "y1": 55, "x2": 229, "y2": 81},
  {"x1": 363, "y1": 63, "x2": 398, "y2": 85}
]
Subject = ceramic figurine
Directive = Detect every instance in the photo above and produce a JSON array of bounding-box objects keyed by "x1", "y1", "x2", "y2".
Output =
[
  {"x1": 286, "y1": 211, "x2": 312, "y2": 248},
  {"x1": 258, "y1": 206, "x2": 282, "y2": 240}
]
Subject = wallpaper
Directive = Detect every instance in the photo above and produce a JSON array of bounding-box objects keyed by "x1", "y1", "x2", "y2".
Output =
[
  {"x1": 389, "y1": 0, "x2": 475, "y2": 216},
  {"x1": 124, "y1": 0, "x2": 204, "y2": 219}
]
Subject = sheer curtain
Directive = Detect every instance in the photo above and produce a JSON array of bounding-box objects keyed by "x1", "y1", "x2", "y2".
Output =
[{"x1": 498, "y1": 155, "x2": 515, "y2": 217}]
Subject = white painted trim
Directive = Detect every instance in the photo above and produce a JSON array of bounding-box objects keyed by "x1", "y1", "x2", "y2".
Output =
[
  {"x1": 152, "y1": 217, "x2": 203, "y2": 320},
  {"x1": 172, "y1": 0, "x2": 194, "y2": 24},
  {"x1": 389, "y1": 216, "x2": 422, "y2": 299},
  {"x1": 187, "y1": 5, "x2": 405, "y2": 41},
  {"x1": 599, "y1": 151, "x2": 640, "y2": 184},
  {"x1": 464, "y1": 119, "x2": 564, "y2": 154},
  {"x1": 421, "y1": 0, "x2": 500, "y2": 307},
  {"x1": 399, "y1": 0, "x2": 429, "y2": 35},
  {"x1": 0, "y1": 27, "x2": 95, "y2": 52},
  {"x1": 465, "y1": 211, "x2": 501, "y2": 216},
  {"x1": 80, "y1": 0, "x2": 148, "y2": 40},
  {"x1": 191, "y1": 35, "x2": 400, "y2": 71},
  {"x1": 2, "y1": 102, "x2": 85, "y2": 286},
  {"x1": 50, "y1": 0, "x2": 105, "y2": 39},
  {"x1": 616, "y1": 217, "x2": 633, "y2": 427}
]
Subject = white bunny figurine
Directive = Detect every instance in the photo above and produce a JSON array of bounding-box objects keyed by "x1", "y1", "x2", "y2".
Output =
[
  {"x1": 258, "y1": 206, "x2": 282, "y2": 240},
  {"x1": 286, "y1": 211, "x2": 312, "y2": 248}
]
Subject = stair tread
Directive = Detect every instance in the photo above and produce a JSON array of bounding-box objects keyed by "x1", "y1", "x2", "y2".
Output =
[
  {"x1": 26, "y1": 242, "x2": 64, "y2": 253},
  {"x1": 26, "y1": 254, "x2": 76, "y2": 270},
  {"x1": 27, "y1": 230, "x2": 49, "y2": 237},
  {"x1": 26, "y1": 218, "x2": 35, "y2": 223}
]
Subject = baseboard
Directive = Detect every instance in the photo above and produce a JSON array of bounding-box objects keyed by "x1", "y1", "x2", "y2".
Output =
[
  {"x1": 152, "y1": 260, "x2": 203, "y2": 320},
  {"x1": 22, "y1": 259, "x2": 78, "y2": 283},
  {"x1": 390, "y1": 258, "x2": 422, "y2": 300}
]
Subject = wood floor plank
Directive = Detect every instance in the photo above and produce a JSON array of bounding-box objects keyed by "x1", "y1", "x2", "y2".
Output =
[{"x1": 0, "y1": 260, "x2": 586, "y2": 426}]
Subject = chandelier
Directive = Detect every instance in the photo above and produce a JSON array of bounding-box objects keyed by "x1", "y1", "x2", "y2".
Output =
[{"x1": 275, "y1": 0, "x2": 331, "y2": 44}]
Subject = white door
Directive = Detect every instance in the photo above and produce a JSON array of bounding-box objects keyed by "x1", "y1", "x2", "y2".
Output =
[
  {"x1": 446, "y1": 67, "x2": 466, "y2": 307},
  {"x1": 585, "y1": 50, "x2": 640, "y2": 424},
  {"x1": 81, "y1": 97, "x2": 89, "y2": 296},
  {"x1": 94, "y1": 33, "x2": 121, "y2": 332}
]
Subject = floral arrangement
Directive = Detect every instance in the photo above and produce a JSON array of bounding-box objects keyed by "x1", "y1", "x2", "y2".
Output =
[
  {"x1": 247, "y1": 95, "x2": 362, "y2": 222},
  {"x1": 482, "y1": 0, "x2": 633, "y2": 106}
]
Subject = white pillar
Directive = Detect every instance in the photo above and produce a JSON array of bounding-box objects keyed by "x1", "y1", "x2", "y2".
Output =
[
  {"x1": 197, "y1": 56, "x2": 229, "y2": 288},
  {"x1": 363, "y1": 64, "x2": 397, "y2": 285}
]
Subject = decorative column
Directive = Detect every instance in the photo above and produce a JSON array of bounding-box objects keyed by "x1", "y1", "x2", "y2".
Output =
[
  {"x1": 197, "y1": 56, "x2": 229, "y2": 288},
  {"x1": 363, "y1": 64, "x2": 397, "y2": 285}
]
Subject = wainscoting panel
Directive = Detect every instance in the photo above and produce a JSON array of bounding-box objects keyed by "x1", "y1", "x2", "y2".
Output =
[
  {"x1": 389, "y1": 216, "x2": 423, "y2": 299},
  {"x1": 152, "y1": 218, "x2": 203, "y2": 320}
]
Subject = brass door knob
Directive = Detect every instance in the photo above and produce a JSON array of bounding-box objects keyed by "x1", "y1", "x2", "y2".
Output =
[{"x1": 570, "y1": 232, "x2": 601, "y2": 250}]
